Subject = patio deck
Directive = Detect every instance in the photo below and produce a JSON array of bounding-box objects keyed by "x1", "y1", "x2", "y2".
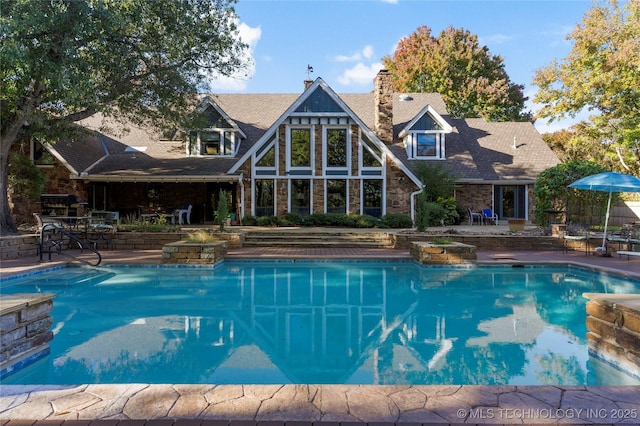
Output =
[{"x1": 1, "y1": 235, "x2": 640, "y2": 425}]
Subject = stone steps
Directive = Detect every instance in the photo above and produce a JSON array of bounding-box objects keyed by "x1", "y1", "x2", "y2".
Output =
[{"x1": 243, "y1": 230, "x2": 396, "y2": 248}]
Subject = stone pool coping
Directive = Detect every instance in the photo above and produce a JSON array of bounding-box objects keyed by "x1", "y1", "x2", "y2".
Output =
[{"x1": 2, "y1": 384, "x2": 640, "y2": 424}]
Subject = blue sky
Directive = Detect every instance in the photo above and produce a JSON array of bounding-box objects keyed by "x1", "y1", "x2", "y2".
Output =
[{"x1": 209, "y1": 0, "x2": 595, "y2": 133}]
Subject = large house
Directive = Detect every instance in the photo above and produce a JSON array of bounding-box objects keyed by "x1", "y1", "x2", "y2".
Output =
[{"x1": 20, "y1": 69, "x2": 559, "y2": 225}]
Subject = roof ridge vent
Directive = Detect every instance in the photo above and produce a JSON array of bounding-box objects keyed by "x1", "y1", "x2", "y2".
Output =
[{"x1": 399, "y1": 94, "x2": 413, "y2": 101}]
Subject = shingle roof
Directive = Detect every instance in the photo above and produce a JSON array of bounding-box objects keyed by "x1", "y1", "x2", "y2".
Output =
[{"x1": 49, "y1": 89, "x2": 558, "y2": 182}]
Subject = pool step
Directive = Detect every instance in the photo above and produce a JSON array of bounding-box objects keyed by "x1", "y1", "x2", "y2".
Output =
[{"x1": 243, "y1": 229, "x2": 396, "y2": 248}]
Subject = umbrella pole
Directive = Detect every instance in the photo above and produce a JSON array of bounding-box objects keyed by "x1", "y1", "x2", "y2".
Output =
[{"x1": 601, "y1": 190, "x2": 612, "y2": 250}]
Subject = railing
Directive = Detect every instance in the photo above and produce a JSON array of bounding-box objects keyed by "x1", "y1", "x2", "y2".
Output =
[{"x1": 39, "y1": 223, "x2": 102, "y2": 266}]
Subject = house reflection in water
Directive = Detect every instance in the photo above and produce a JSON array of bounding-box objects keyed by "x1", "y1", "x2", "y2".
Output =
[{"x1": 20, "y1": 263, "x2": 631, "y2": 385}]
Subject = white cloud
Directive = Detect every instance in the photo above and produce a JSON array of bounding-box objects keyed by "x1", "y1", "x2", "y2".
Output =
[
  {"x1": 337, "y1": 62, "x2": 384, "y2": 86},
  {"x1": 208, "y1": 22, "x2": 261, "y2": 92},
  {"x1": 334, "y1": 45, "x2": 375, "y2": 63}
]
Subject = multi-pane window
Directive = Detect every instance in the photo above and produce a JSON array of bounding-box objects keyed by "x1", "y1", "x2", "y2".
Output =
[
  {"x1": 290, "y1": 129, "x2": 311, "y2": 168},
  {"x1": 363, "y1": 179, "x2": 383, "y2": 218},
  {"x1": 327, "y1": 179, "x2": 347, "y2": 214},
  {"x1": 416, "y1": 134, "x2": 437, "y2": 157},
  {"x1": 326, "y1": 128, "x2": 347, "y2": 168},
  {"x1": 291, "y1": 179, "x2": 311, "y2": 216},
  {"x1": 200, "y1": 131, "x2": 234, "y2": 156},
  {"x1": 255, "y1": 179, "x2": 275, "y2": 217}
]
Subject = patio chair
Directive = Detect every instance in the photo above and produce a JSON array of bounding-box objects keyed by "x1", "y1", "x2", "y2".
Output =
[
  {"x1": 467, "y1": 208, "x2": 482, "y2": 226},
  {"x1": 175, "y1": 204, "x2": 192, "y2": 225},
  {"x1": 563, "y1": 224, "x2": 590, "y2": 255},
  {"x1": 88, "y1": 212, "x2": 115, "y2": 249},
  {"x1": 482, "y1": 208, "x2": 498, "y2": 225}
]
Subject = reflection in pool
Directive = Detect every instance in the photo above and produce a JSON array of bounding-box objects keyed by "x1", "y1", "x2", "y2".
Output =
[{"x1": 2, "y1": 261, "x2": 640, "y2": 385}]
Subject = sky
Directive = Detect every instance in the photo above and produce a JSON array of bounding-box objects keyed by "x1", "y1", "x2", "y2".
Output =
[{"x1": 209, "y1": 0, "x2": 596, "y2": 134}]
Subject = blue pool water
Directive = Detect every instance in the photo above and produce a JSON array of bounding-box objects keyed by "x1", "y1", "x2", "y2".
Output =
[{"x1": 2, "y1": 261, "x2": 640, "y2": 385}]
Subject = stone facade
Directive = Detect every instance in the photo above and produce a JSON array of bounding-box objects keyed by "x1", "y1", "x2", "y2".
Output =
[
  {"x1": 0, "y1": 293, "x2": 55, "y2": 378},
  {"x1": 584, "y1": 293, "x2": 640, "y2": 379},
  {"x1": 410, "y1": 241, "x2": 476, "y2": 265},
  {"x1": 162, "y1": 240, "x2": 227, "y2": 264}
]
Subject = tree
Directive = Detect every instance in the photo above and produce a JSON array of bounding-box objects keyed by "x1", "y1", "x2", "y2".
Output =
[
  {"x1": 382, "y1": 26, "x2": 531, "y2": 121},
  {"x1": 533, "y1": 0, "x2": 640, "y2": 173},
  {"x1": 0, "y1": 0, "x2": 249, "y2": 233},
  {"x1": 533, "y1": 160, "x2": 610, "y2": 226}
]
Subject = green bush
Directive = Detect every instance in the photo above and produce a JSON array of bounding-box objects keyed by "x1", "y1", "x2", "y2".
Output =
[
  {"x1": 423, "y1": 202, "x2": 446, "y2": 227},
  {"x1": 381, "y1": 213, "x2": 413, "y2": 228},
  {"x1": 242, "y1": 215, "x2": 257, "y2": 225}
]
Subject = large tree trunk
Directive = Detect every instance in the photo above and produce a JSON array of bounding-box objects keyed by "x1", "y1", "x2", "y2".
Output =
[{"x1": 0, "y1": 141, "x2": 18, "y2": 234}]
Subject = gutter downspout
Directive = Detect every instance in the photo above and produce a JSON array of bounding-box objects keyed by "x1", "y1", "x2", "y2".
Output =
[{"x1": 410, "y1": 186, "x2": 424, "y2": 224}]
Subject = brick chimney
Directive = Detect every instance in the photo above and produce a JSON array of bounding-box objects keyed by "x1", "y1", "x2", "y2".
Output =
[{"x1": 374, "y1": 69, "x2": 393, "y2": 144}]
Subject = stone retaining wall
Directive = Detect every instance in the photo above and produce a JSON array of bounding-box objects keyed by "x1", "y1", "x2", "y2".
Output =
[
  {"x1": 0, "y1": 293, "x2": 56, "y2": 378},
  {"x1": 396, "y1": 234, "x2": 563, "y2": 251},
  {"x1": 583, "y1": 293, "x2": 640, "y2": 379},
  {"x1": 162, "y1": 241, "x2": 227, "y2": 264},
  {"x1": 411, "y1": 241, "x2": 476, "y2": 265},
  {"x1": 0, "y1": 235, "x2": 38, "y2": 260}
]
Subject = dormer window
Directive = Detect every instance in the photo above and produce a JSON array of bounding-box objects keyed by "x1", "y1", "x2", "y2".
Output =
[
  {"x1": 188, "y1": 100, "x2": 246, "y2": 157},
  {"x1": 399, "y1": 105, "x2": 452, "y2": 160},
  {"x1": 408, "y1": 132, "x2": 444, "y2": 159},
  {"x1": 200, "y1": 130, "x2": 234, "y2": 156},
  {"x1": 189, "y1": 130, "x2": 236, "y2": 156}
]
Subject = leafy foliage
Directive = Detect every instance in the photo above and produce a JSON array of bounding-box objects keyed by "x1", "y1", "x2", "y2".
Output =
[
  {"x1": 8, "y1": 152, "x2": 45, "y2": 199},
  {"x1": 533, "y1": 0, "x2": 640, "y2": 173},
  {"x1": 381, "y1": 213, "x2": 413, "y2": 228},
  {"x1": 383, "y1": 26, "x2": 530, "y2": 121},
  {"x1": 413, "y1": 162, "x2": 458, "y2": 202},
  {"x1": 533, "y1": 160, "x2": 610, "y2": 226},
  {"x1": 216, "y1": 190, "x2": 230, "y2": 232},
  {"x1": 0, "y1": 0, "x2": 249, "y2": 232}
]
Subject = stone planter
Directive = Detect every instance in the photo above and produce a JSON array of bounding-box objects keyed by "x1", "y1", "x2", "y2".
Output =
[
  {"x1": 507, "y1": 218, "x2": 526, "y2": 232},
  {"x1": 410, "y1": 241, "x2": 476, "y2": 265},
  {"x1": 162, "y1": 240, "x2": 227, "y2": 264}
]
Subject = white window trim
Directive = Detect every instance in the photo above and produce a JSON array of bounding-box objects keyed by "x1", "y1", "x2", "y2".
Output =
[
  {"x1": 251, "y1": 178, "x2": 276, "y2": 217},
  {"x1": 286, "y1": 125, "x2": 315, "y2": 174},
  {"x1": 253, "y1": 137, "x2": 278, "y2": 176},
  {"x1": 322, "y1": 125, "x2": 351, "y2": 174},
  {"x1": 288, "y1": 178, "x2": 313, "y2": 215},
  {"x1": 324, "y1": 179, "x2": 349, "y2": 214},
  {"x1": 196, "y1": 129, "x2": 238, "y2": 157},
  {"x1": 360, "y1": 177, "x2": 386, "y2": 217},
  {"x1": 359, "y1": 134, "x2": 385, "y2": 175},
  {"x1": 405, "y1": 131, "x2": 446, "y2": 160}
]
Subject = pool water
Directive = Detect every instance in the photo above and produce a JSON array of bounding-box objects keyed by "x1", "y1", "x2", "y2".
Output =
[{"x1": 2, "y1": 261, "x2": 640, "y2": 385}]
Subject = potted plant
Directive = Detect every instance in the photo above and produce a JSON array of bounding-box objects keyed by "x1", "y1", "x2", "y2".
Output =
[{"x1": 507, "y1": 218, "x2": 526, "y2": 232}]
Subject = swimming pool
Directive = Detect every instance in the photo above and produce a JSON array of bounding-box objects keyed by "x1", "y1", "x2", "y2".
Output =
[{"x1": 2, "y1": 261, "x2": 640, "y2": 385}]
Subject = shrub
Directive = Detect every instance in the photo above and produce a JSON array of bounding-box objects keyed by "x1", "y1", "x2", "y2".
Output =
[
  {"x1": 242, "y1": 215, "x2": 257, "y2": 225},
  {"x1": 381, "y1": 213, "x2": 413, "y2": 228},
  {"x1": 184, "y1": 230, "x2": 218, "y2": 243}
]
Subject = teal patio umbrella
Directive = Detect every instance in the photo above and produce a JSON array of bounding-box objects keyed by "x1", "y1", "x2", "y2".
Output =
[{"x1": 568, "y1": 171, "x2": 640, "y2": 251}]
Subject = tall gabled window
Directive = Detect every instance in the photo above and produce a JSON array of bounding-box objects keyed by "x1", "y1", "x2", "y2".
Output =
[
  {"x1": 326, "y1": 179, "x2": 347, "y2": 214},
  {"x1": 361, "y1": 134, "x2": 383, "y2": 174},
  {"x1": 324, "y1": 127, "x2": 349, "y2": 178},
  {"x1": 288, "y1": 127, "x2": 313, "y2": 174},
  {"x1": 255, "y1": 134, "x2": 277, "y2": 177},
  {"x1": 255, "y1": 179, "x2": 275, "y2": 217}
]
